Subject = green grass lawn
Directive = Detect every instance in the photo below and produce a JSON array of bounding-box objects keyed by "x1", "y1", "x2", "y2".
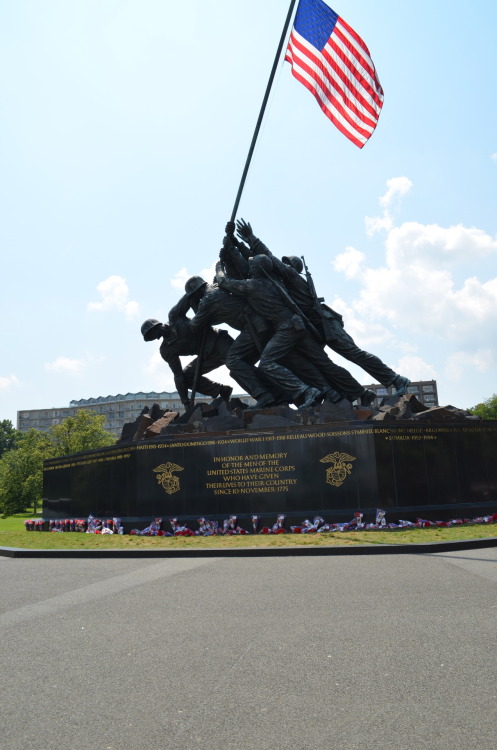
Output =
[
  {"x1": 1, "y1": 512, "x2": 496, "y2": 550},
  {"x1": 0, "y1": 512, "x2": 36, "y2": 532}
]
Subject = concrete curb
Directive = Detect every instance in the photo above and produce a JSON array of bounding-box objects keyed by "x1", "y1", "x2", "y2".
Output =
[{"x1": 2, "y1": 536, "x2": 497, "y2": 558}]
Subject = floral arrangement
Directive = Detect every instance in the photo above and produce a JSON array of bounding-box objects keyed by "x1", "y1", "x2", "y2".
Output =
[{"x1": 26, "y1": 511, "x2": 497, "y2": 535}]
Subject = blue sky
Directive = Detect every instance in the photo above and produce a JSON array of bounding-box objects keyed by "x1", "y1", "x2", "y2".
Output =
[{"x1": 1, "y1": 0, "x2": 496, "y2": 425}]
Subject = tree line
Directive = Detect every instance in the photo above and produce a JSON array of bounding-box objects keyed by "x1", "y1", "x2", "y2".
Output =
[{"x1": 0, "y1": 411, "x2": 115, "y2": 517}]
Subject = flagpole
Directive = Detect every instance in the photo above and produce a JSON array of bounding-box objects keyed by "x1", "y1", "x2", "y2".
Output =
[{"x1": 230, "y1": 0, "x2": 298, "y2": 223}]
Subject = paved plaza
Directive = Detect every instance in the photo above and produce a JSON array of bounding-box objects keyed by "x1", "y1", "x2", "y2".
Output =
[{"x1": 1, "y1": 549, "x2": 497, "y2": 750}]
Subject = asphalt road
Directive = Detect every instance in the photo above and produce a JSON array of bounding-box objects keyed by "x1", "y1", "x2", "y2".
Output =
[{"x1": 1, "y1": 549, "x2": 496, "y2": 750}]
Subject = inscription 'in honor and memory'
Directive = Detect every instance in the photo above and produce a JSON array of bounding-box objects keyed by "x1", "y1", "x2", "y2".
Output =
[{"x1": 205, "y1": 452, "x2": 297, "y2": 495}]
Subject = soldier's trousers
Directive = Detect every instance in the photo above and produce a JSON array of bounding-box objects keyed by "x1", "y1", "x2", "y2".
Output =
[
  {"x1": 325, "y1": 318, "x2": 398, "y2": 387},
  {"x1": 227, "y1": 328, "x2": 338, "y2": 401},
  {"x1": 183, "y1": 330, "x2": 233, "y2": 398},
  {"x1": 258, "y1": 317, "x2": 364, "y2": 401}
]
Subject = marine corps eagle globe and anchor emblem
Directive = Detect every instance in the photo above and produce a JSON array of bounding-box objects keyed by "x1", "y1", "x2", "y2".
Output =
[
  {"x1": 319, "y1": 452, "x2": 356, "y2": 488},
  {"x1": 153, "y1": 462, "x2": 184, "y2": 495}
]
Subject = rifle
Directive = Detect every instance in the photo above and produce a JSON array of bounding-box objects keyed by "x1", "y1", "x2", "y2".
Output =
[
  {"x1": 190, "y1": 328, "x2": 207, "y2": 405},
  {"x1": 260, "y1": 268, "x2": 324, "y2": 344},
  {"x1": 301, "y1": 255, "x2": 343, "y2": 337},
  {"x1": 301, "y1": 255, "x2": 324, "y2": 305}
]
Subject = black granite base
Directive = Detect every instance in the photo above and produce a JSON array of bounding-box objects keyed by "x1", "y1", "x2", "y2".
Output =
[{"x1": 42, "y1": 420, "x2": 497, "y2": 529}]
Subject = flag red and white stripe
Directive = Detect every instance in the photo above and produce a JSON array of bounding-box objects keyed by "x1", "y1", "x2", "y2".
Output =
[{"x1": 285, "y1": 0, "x2": 384, "y2": 148}]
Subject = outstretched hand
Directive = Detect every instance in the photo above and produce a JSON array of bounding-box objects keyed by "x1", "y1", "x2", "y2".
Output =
[{"x1": 236, "y1": 218, "x2": 254, "y2": 242}]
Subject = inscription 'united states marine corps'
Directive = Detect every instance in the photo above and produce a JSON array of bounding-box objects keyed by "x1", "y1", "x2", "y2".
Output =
[
  {"x1": 319, "y1": 452, "x2": 356, "y2": 488},
  {"x1": 153, "y1": 462, "x2": 184, "y2": 495}
]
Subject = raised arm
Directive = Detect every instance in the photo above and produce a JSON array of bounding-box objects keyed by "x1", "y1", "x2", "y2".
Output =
[
  {"x1": 167, "y1": 293, "x2": 192, "y2": 324},
  {"x1": 225, "y1": 220, "x2": 252, "y2": 259},
  {"x1": 189, "y1": 294, "x2": 214, "y2": 332},
  {"x1": 219, "y1": 235, "x2": 250, "y2": 279},
  {"x1": 158, "y1": 345, "x2": 190, "y2": 406},
  {"x1": 215, "y1": 259, "x2": 251, "y2": 296},
  {"x1": 236, "y1": 219, "x2": 272, "y2": 257}
]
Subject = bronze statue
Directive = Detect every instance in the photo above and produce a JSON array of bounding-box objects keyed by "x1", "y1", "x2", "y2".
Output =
[
  {"x1": 186, "y1": 277, "x2": 283, "y2": 408},
  {"x1": 215, "y1": 250, "x2": 372, "y2": 409},
  {"x1": 140, "y1": 296, "x2": 233, "y2": 408},
  {"x1": 141, "y1": 217, "x2": 409, "y2": 412},
  {"x1": 233, "y1": 219, "x2": 410, "y2": 396}
]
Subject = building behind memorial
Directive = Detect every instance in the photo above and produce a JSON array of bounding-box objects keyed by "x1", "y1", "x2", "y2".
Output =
[
  {"x1": 16, "y1": 391, "x2": 255, "y2": 438},
  {"x1": 363, "y1": 379, "x2": 439, "y2": 408},
  {"x1": 17, "y1": 381, "x2": 439, "y2": 438}
]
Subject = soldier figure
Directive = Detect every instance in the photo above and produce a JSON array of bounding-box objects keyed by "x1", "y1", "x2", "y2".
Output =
[
  {"x1": 232, "y1": 219, "x2": 410, "y2": 396},
  {"x1": 185, "y1": 275, "x2": 282, "y2": 408},
  {"x1": 186, "y1": 272, "x2": 339, "y2": 408},
  {"x1": 215, "y1": 251, "x2": 375, "y2": 409},
  {"x1": 141, "y1": 285, "x2": 233, "y2": 408}
]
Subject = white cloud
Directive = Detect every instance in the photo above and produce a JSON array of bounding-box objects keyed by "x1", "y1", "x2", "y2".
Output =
[
  {"x1": 170, "y1": 268, "x2": 190, "y2": 291},
  {"x1": 385, "y1": 222, "x2": 497, "y2": 269},
  {"x1": 365, "y1": 214, "x2": 393, "y2": 236},
  {"x1": 353, "y1": 254, "x2": 497, "y2": 346},
  {"x1": 332, "y1": 246, "x2": 365, "y2": 280},
  {"x1": 394, "y1": 355, "x2": 437, "y2": 381},
  {"x1": 444, "y1": 350, "x2": 494, "y2": 382},
  {"x1": 333, "y1": 178, "x2": 497, "y2": 356},
  {"x1": 491, "y1": 153, "x2": 497, "y2": 163},
  {"x1": 142, "y1": 351, "x2": 178, "y2": 392},
  {"x1": 45, "y1": 357, "x2": 85, "y2": 375},
  {"x1": 366, "y1": 176, "x2": 413, "y2": 237},
  {"x1": 88, "y1": 276, "x2": 140, "y2": 319},
  {"x1": 379, "y1": 177, "x2": 413, "y2": 208},
  {"x1": 328, "y1": 297, "x2": 396, "y2": 349},
  {"x1": 171, "y1": 263, "x2": 216, "y2": 292},
  {"x1": 144, "y1": 351, "x2": 166, "y2": 378},
  {"x1": 0, "y1": 374, "x2": 20, "y2": 390}
]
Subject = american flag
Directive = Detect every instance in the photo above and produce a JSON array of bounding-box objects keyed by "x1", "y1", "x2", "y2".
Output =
[{"x1": 285, "y1": 0, "x2": 384, "y2": 148}]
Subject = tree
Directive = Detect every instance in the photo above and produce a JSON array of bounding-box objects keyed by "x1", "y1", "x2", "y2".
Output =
[
  {"x1": 469, "y1": 394, "x2": 497, "y2": 420},
  {"x1": 0, "y1": 410, "x2": 115, "y2": 516},
  {"x1": 49, "y1": 409, "x2": 115, "y2": 455},
  {"x1": 0, "y1": 419, "x2": 18, "y2": 459},
  {"x1": 0, "y1": 430, "x2": 53, "y2": 516}
]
